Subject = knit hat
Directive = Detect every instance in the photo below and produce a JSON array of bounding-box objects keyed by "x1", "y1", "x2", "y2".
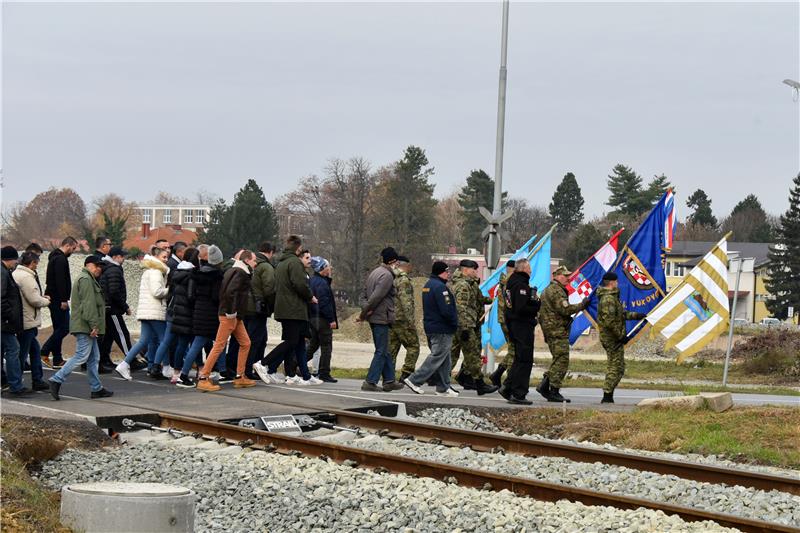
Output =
[
  {"x1": 602, "y1": 271, "x2": 618, "y2": 281},
  {"x1": 311, "y1": 256, "x2": 329, "y2": 273},
  {"x1": 381, "y1": 247, "x2": 399, "y2": 264},
  {"x1": 207, "y1": 245, "x2": 224, "y2": 266},
  {"x1": 459, "y1": 259, "x2": 479, "y2": 269},
  {"x1": 1, "y1": 246, "x2": 19, "y2": 261},
  {"x1": 431, "y1": 261, "x2": 449, "y2": 276}
]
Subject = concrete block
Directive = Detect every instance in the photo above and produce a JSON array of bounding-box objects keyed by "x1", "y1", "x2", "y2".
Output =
[
  {"x1": 61, "y1": 482, "x2": 195, "y2": 532},
  {"x1": 700, "y1": 392, "x2": 734, "y2": 412},
  {"x1": 636, "y1": 395, "x2": 705, "y2": 410}
]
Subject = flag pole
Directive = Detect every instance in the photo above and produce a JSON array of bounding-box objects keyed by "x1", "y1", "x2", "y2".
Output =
[{"x1": 722, "y1": 256, "x2": 743, "y2": 386}]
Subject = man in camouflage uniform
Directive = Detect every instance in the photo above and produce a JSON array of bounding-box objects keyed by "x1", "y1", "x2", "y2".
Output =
[
  {"x1": 537, "y1": 265, "x2": 589, "y2": 403},
  {"x1": 489, "y1": 260, "x2": 516, "y2": 388},
  {"x1": 596, "y1": 272, "x2": 645, "y2": 404},
  {"x1": 450, "y1": 259, "x2": 498, "y2": 395},
  {"x1": 389, "y1": 256, "x2": 420, "y2": 381}
]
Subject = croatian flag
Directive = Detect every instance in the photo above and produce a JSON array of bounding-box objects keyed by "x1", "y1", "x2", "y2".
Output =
[
  {"x1": 567, "y1": 229, "x2": 625, "y2": 344},
  {"x1": 663, "y1": 189, "x2": 677, "y2": 251}
]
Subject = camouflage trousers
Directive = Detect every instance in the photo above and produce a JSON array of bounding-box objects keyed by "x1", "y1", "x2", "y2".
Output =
[
  {"x1": 451, "y1": 328, "x2": 482, "y2": 379},
  {"x1": 544, "y1": 336, "x2": 570, "y2": 388},
  {"x1": 500, "y1": 322, "x2": 515, "y2": 367},
  {"x1": 601, "y1": 336, "x2": 625, "y2": 393},
  {"x1": 389, "y1": 322, "x2": 421, "y2": 377}
]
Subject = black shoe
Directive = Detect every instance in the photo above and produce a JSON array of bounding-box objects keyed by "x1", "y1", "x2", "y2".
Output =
[
  {"x1": 508, "y1": 396, "x2": 533, "y2": 405},
  {"x1": 147, "y1": 368, "x2": 166, "y2": 380},
  {"x1": 547, "y1": 388, "x2": 571, "y2": 403},
  {"x1": 32, "y1": 380, "x2": 50, "y2": 391},
  {"x1": 456, "y1": 370, "x2": 475, "y2": 390},
  {"x1": 245, "y1": 372, "x2": 258, "y2": 381},
  {"x1": 382, "y1": 380, "x2": 404, "y2": 392},
  {"x1": 361, "y1": 381, "x2": 381, "y2": 392},
  {"x1": 536, "y1": 375, "x2": 551, "y2": 400},
  {"x1": 98, "y1": 365, "x2": 113, "y2": 374},
  {"x1": 218, "y1": 371, "x2": 236, "y2": 384},
  {"x1": 601, "y1": 391, "x2": 614, "y2": 404},
  {"x1": 130, "y1": 358, "x2": 148, "y2": 372},
  {"x1": 176, "y1": 374, "x2": 196, "y2": 388},
  {"x1": 498, "y1": 384, "x2": 512, "y2": 401},
  {"x1": 90, "y1": 388, "x2": 114, "y2": 399},
  {"x1": 6, "y1": 387, "x2": 33, "y2": 397},
  {"x1": 319, "y1": 374, "x2": 338, "y2": 383},
  {"x1": 399, "y1": 371, "x2": 411, "y2": 382},
  {"x1": 49, "y1": 381, "x2": 61, "y2": 401},
  {"x1": 51, "y1": 358, "x2": 65, "y2": 369},
  {"x1": 489, "y1": 364, "x2": 506, "y2": 388},
  {"x1": 475, "y1": 377, "x2": 499, "y2": 396},
  {"x1": 80, "y1": 363, "x2": 87, "y2": 371}
]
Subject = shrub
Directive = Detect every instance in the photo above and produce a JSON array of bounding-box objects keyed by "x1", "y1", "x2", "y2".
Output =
[{"x1": 732, "y1": 329, "x2": 800, "y2": 378}]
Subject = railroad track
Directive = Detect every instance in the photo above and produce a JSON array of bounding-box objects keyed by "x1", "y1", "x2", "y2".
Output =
[{"x1": 131, "y1": 412, "x2": 799, "y2": 533}]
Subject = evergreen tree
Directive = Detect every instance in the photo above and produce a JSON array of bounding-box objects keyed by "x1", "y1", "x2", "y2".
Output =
[
  {"x1": 606, "y1": 164, "x2": 649, "y2": 217},
  {"x1": 721, "y1": 193, "x2": 775, "y2": 242},
  {"x1": 457, "y1": 169, "x2": 505, "y2": 249},
  {"x1": 686, "y1": 189, "x2": 717, "y2": 227},
  {"x1": 643, "y1": 174, "x2": 674, "y2": 205},
  {"x1": 372, "y1": 146, "x2": 437, "y2": 268},
  {"x1": 548, "y1": 172, "x2": 584, "y2": 232},
  {"x1": 200, "y1": 180, "x2": 278, "y2": 255},
  {"x1": 564, "y1": 223, "x2": 606, "y2": 269},
  {"x1": 766, "y1": 174, "x2": 800, "y2": 320},
  {"x1": 100, "y1": 212, "x2": 129, "y2": 246}
]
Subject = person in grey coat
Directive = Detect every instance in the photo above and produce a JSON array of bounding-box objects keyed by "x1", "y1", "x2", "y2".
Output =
[{"x1": 359, "y1": 247, "x2": 404, "y2": 392}]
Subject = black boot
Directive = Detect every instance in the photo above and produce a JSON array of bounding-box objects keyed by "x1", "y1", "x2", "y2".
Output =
[
  {"x1": 475, "y1": 377, "x2": 499, "y2": 396},
  {"x1": 489, "y1": 364, "x2": 506, "y2": 387},
  {"x1": 456, "y1": 369, "x2": 475, "y2": 390},
  {"x1": 535, "y1": 375, "x2": 551, "y2": 400},
  {"x1": 601, "y1": 391, "x2": 614, "y2": 404},
  {"x1": 547, "y1": 387, "x2": 571, "y2": 403}
]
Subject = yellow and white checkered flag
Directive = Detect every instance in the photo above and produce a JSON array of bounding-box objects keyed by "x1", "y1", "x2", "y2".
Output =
[{"x1": 646, "y1": 235, "x2": 730, "y2": 363}]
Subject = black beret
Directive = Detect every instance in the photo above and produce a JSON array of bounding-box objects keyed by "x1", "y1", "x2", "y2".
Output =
[
  {"x1": 459, "y1": 259, "x2": 479, "y2": 269},
  {"x1": 506, "y1": 259, "x2": 516, "y2": 268},
  {"x1": 602, "y1": 272, "x2": 618, "y2": 281},
  {"x1": 397, "y1": 255, "x2": 410, "y2": 263}
]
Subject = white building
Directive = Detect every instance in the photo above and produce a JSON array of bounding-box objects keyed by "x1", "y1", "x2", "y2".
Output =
[{"x1": 135, "y1": 204, "x2": 211, "y2": 231}]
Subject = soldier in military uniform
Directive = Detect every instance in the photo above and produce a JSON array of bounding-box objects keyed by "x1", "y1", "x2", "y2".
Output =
[
  {"x1": 596, "y1": 272, "x2": 645, "y2": 404},
  {"x1": 537, "y1": 265, "x2": 589, "y2": 403},
  {"x1": 450, "y1": 259, "x2": 498, "y2": 395},
  {"x1": 489, "y1": 260, "x2": 516, "y2": 388},
  {"x1": 389, "y1": 256, "x2": 420, "y2": 381}
]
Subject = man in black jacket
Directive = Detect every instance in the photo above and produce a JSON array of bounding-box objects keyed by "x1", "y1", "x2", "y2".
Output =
[
  {"x1": 501, "y1": 258, "x2": 541, "y2": 405},
  {"x1": 41, "y1": 236, "x2": 78, "y2": 368},
  {"x1": 98, "y1": 247, "x2": 132, "y2": 372},
  {"x1": 1, "y1": 246, "x2": 29, "y2": 395},
  {"x1": 91, "y1": 236, "x2": 111, "y2": 263}
]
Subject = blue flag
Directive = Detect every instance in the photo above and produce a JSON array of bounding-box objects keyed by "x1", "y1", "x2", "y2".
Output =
[
  {"x1": 480, "y1": 233, "x2": 538, "y2": 297},
  {"x1": 527, "y1": 230, "x2": 552, "y2": 292},
  {"x1": 481, "y1": 299, "x2": 507, "y2": 351}
]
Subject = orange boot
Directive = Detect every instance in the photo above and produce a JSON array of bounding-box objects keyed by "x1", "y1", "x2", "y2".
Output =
[
  {"x1": 196, "y1": 378, "x2": 221, "y2": 392},
  {"x1": 233, "y1": 376, "x2": 256, "y2": 389}
]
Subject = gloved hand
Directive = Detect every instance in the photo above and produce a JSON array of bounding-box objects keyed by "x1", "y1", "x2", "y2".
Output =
[
  {"x1": 225, "y1": 312, "x2": 237, "y2": 320},
  {"x1": 580, "y1": 298, "x2": 590, "y2": 310},
  {"x1": 459, "y1": 329, "x2": 470, "y2": 342}
]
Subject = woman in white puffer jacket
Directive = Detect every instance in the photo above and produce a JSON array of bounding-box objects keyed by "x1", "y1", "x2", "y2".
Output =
[{"x1": 115, "y1": 248, "x2": 170, "y2": 380}]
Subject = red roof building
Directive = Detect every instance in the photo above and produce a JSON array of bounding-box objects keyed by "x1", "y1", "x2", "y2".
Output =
[{"x1": 123, "y1": 224, "x2": 198, "y2": 255}]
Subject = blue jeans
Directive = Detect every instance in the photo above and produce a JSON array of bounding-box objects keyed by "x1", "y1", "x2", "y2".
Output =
[
  {"x1": 1, "y1": 332, "x2": 24, "y2": 392},
  {"x1": 50, "y1": 334, "x2": 103, "y2": 392},
  {"x1": 153, "y1": 322, "x2": 190, "y2": 369},
  {"x1": 366, "y1": 323, "x2": 394, "y2": 384},
  {"x1": 17, "y1": 328, "x2": 44, "y2": 383},
  {"x1": 41, "y1": 305, "x2": 69, "y2": 361},
  {"x1": 409, "y1": 334, "x2": 453, "y2": 392},
  {"x1": 123, "y1": 320, "x2": 166, "y2": 367},
  {"x1": 180, "y1": 335, "x2": 226, "y2": 376}
]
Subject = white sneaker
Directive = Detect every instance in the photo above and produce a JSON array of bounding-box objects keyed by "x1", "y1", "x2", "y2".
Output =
[
  {"x1": 115, "y1": 362, "x2": 132, "y2": 381},
  {"x1": 267, "y1": 373, "x2": 284, "y2": 384},
  {"x1": 284, "y1": 375, "x2": 302, "y2": 385},
  {"x1": 296, "y1": 378, "x2": 311, "y2": 386},
  {"x1": 161, "y1": 365, "x2": 173, "y2": 379},
  {"x1": 252, "y1": 362, "x2": 271, "y2": 385},
  {"x1": 308, "y1": 376, "x2": 323, "y2": 385},
  {"x1": 436, "y1": 388, "x2": 460, "y2": 398},
  {"x1": 403, "y1": 378, "x2": 424, "y2": 395},
  {"x1": 210, "y1": 371, "x2": 221, "y2": 382}
]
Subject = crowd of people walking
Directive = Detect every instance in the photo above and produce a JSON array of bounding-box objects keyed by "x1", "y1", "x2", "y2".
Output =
[{"x1": 2, "y1": 232, "x2": 632, "y2": 405}]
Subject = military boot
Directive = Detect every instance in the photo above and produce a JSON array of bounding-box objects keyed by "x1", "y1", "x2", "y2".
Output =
[
  {"x1": 475, "y1": 377, "x2": 499, "y2": 396},
  {"x1": 456, "y1": 369, "x2": 475, "y2": 390},
  {"x1": 601, "y1": 391, "x2": 614, "y2": 404},
  {"x1": 535, "y1": 375, "x2": 550, "y2": 400},
  {"x1": 489, "y1": 364, "x2": 506, "y2": 387},
  {"x1": 547, "y1": 388, "x2": 571, "y2": 403}
]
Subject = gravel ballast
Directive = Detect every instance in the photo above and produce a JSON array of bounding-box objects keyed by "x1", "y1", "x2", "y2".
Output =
[{"x1": 39, "y1": 439, "x2": 738, "y2": 532}]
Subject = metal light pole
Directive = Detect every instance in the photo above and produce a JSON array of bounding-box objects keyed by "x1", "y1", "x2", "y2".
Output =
[
  {"x1": 482, "y1": 0, "x2": 512, "y2": 275},
  {"x1": 722, "y1": 257, "x2": 744, "y2": 386}
]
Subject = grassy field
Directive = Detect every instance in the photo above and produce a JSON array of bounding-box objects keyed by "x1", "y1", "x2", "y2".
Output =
[
  {"x1": 486, "y1": 406, "x2": 800, "y2": 469},
  {"x1": 0, "y1": 452, "x2": 68, "y2": 533}
]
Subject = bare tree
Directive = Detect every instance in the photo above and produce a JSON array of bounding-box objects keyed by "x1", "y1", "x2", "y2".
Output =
[
  {"x1": 433, "y1": 191, "x2": 465, "y2": 251},
  {"x1": 504, "y1": 197, "x2": 550, "y2": 252}
]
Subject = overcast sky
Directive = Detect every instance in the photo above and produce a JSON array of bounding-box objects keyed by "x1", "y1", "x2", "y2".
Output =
[{"x1": 3, "y1": 2, "x2": 798, "y2": 220}]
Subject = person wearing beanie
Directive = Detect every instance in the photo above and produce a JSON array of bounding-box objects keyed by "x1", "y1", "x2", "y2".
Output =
[
  {"x1": 389, "y1": 256, "x2": 420, "y2": 382},
  {"x1": 13, "y1": 252, "x2": 51, "y2": 392},
  {"x1": 358, "y1": 247, "x2": 403, "y2": 392},
  {"x1": 489, "y1": 259, "x2": 518, "y2": 388},
  {"x1": 596, "y1": 271, "x2": 645, "y2": 404},
  {"x1": 242, "y1": 241, "x2": 276, "y2": 380},
  {"x1": 1, "y1": 246, "x2": 29, "y2": 396},
  {"x1": 450, "y1": 259, "x2": 497, "y2": 395},
  {"x1": 41, "y1": 236, "x2": 79, "y2": 369},
  {"x1": 308, "y1": 256, "x2": 338, "y2": 382},
  {"x1": 402, "y1": 262, "x2": 459, "y2": 396},
  {"x1": 48, "y1": 256, "x2": 113, "y2": 400}
]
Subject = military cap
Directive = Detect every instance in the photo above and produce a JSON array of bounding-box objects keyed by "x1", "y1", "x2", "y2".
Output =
[
  {"x1": 397, "y1": 255, "x2": 410, "y2": 263},
  {"x1": 459, "y1": 259, "x2": 479, "y2": 269},
  {"x1": 506, "y1": 259, "x2": 516, "y2": 268},
  {"x1": 602, "y1": 272, "x2": 618, "y2": 281},
  {"x1": 552, "y1": 265, "x2": 572, "y2": 277}
]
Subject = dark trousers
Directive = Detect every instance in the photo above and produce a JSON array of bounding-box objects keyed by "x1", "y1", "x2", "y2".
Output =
[
  {"x1": 41, "y1": 304, "x2": 70, "y2": 363},
  {"x1": 229, "y1": 315, "x2": 267, "y2": 378},
  {"x1": 263, "y1": 319, "x2": 306, "y2": 375},
  {"x1": 99, "y1": 311, "x2": 132, "y2": 364},
  {"x1": 507, "y1": 321, "x2": 534, "y2": 399},
  {"x1": 307, "y1": 317, "x2": 333, "y2": 377}
]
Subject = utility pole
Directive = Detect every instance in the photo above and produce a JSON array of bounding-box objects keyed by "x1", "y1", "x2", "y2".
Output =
[{"x1": 482, "y1": 0, "x2": 513, "y2": 275}]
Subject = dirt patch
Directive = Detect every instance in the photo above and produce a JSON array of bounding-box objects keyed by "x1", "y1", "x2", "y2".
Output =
[{"x1": 1, "y1": 415, "x2": 114, "y2": 465}]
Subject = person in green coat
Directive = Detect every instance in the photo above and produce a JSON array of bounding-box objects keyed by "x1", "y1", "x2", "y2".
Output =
[
  {"x1": 49, "y1": 256, "x2": 113, "y2": 400},
  {"x1": 596, "y1": 272, "x2": 645, "y2": 404}
]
